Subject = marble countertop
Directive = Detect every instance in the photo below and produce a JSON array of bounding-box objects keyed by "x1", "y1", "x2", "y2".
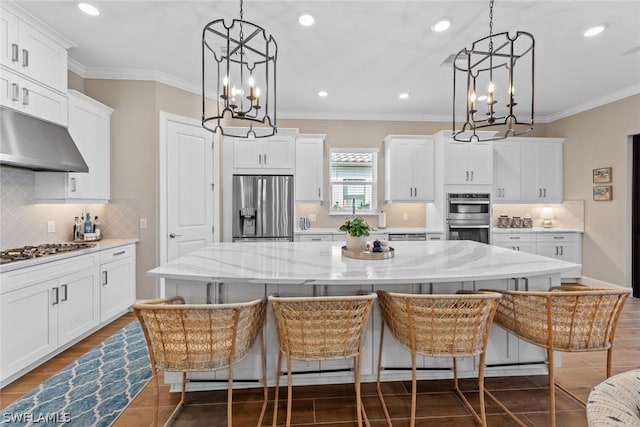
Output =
[
  {"x1": 148, "y1": 240, "x2": 579, "y2": 285},
  {"x1": 0, "y1": 238, "x2": 139, "y2": 273},
  {"x1": 295, "y1": 227, "x2": 431, "y2": 235},
  {"x1": 492, "y1": 227, "x2": 583, "y2": 233}
]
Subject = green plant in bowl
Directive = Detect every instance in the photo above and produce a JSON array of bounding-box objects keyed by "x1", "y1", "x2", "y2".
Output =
[{"x1": 339, "y1": 216, "x2": 370, "y2": 237}]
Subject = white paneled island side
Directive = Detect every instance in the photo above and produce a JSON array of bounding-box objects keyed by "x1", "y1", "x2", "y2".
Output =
[{"x1": 148, "y1": 240, "x2": 580, "y2": 392}]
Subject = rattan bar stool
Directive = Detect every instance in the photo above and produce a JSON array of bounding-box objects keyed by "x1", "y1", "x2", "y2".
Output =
[
  {"x1": 133, "y1": 296, "x2": 268, "y2": 427},
  {"x1": 486, "y1": 285, "x2": 630, "y2": 427},
  {"x1": 376, "y1": 290, "x2": 501, "y2": 427},
  {"x1": 268, "y1": 293, "x2": 377, "y2": 427}
]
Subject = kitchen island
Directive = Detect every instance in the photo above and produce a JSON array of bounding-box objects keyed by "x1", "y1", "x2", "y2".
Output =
[{"x1": 148, "y1": 240, "x2": 580, "y2": 392}]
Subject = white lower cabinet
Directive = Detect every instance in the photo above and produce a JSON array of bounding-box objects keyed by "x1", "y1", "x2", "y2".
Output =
[
  {"x1": 296, "y1": 233, "x2": 333, "y2": 242},
  {"x1": 0, "y1": 243, "x2": 136, "y2": 387},
  {"x1": 0, "y1": 253, "x2": 100, "y2": 386},
  {"x1": 99, "y1": 245, "x2": 136, "y2": 323}
]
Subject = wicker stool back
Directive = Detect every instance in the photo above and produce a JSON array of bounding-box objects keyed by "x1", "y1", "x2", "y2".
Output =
[
  {"x1": 376, "y1": 291, "x2": 501, "y2": 427},
  {"x1": 134, "y1": 296, "x2": 267, "y2": 427},
  {"x1": 268, "y1": 293, "x2": 377, "y2": 427},
  {"x1": 488, "y1": 285, "x2": 630, "y2": 427}
]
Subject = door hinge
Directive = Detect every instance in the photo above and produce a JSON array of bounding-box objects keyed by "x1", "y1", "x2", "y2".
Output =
[{"x1": 211, "y1": 183, "x2": 215, "y2": 190}]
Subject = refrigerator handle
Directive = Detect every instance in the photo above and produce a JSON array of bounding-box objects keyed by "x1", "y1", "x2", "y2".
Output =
[{"x1": 256, "y1": 176, "x2": 263, "y2": 237}]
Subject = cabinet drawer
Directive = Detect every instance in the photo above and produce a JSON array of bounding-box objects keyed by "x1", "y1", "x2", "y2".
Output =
[
  {"x1": 492, "y1": 233, "x2": 536, "y2": 243},
  {"x1": 99, "y1": 245, "x2": 133, "y2": 263},
  {"x1": 298, "y1": 234, "x2": 333, "y2": 242},
  {"x1": 537, "y1": 233, "x2": 581, "y2": 243}
]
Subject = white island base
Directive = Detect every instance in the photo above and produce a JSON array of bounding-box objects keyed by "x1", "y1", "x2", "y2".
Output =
[{"x1": 149, "y1": 241, "x2": 579, "y2": 392}]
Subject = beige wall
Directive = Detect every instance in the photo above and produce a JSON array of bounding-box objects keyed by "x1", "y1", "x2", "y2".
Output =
[
  {"x1": 547, "y1": 93, "x2": 640, "y2": 286},
  {"x1": 68, "y1": 70, "x2": 638, "y2": 296}
]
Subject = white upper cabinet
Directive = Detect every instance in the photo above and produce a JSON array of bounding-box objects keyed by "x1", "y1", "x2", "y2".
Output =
[
  {"x1": 295, "y1": 134, "x2": 325, "y2": 203},
  {"x1": 0, "y1": 5, "x2": 70, "y2": 93},
  {"x1": 442, "y1": 138, "x2": 493, "y2": 185},
  {"x1": 493, "y1": 141, "x2": 522, "y2": 201},
  {"x1": 520, "y1": 139, "x2": 563, "y2": 203},
  {"x1": 232, "y1": 135, "x2": 295, "y2": 172},
  {"x1": 0, "y1": 4, "x2": 73, "y2": 126},
  {"x1": 34, "y1": 91, "x2": 113, "y2": 203},
  {"x1": 384, "y1": 135, "x2": 435, "y2": 202}
]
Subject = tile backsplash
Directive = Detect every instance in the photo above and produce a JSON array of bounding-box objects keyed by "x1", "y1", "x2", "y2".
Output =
[
  {"x1": 492, "y1": 200, "x2": 584, "y2": 230},
  {"x1": 0, "y1": 167, "x2": 139, "y2": 249}
]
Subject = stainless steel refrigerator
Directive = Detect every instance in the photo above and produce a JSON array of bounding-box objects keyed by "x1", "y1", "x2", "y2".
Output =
[{"x1": 232, "y1": 175, "x2": 294, "y2": 241}]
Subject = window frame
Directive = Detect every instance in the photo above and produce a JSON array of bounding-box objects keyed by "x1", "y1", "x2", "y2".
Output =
[{"x1": 328, "y1": 147, "x2": 378, "y2": 216}]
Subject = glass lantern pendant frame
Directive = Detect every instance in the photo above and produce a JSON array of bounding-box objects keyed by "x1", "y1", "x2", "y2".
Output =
[
  {"x1": 202, "y1": 6, "x2": 277, "y2": 138},
  {"x1": 452, "y1": 1, "x2": 535, "y2": 142}
]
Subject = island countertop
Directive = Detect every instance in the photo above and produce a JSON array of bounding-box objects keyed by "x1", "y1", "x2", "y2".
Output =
[{"x1": 148, "y1": 240, "x2": 579, "y2": 285}]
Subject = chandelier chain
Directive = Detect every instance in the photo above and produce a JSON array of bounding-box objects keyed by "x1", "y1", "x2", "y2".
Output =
[{"x1": 488, "y1": 0, "x2": 494, "y2": 53}]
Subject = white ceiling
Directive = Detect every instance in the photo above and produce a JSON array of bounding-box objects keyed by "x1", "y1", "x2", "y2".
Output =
[{"x1": 13, "y1": 0, "x2": 640, "y2": 122}]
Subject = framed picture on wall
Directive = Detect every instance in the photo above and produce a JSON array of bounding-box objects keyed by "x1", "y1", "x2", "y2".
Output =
[
  {"x1": 593, "y1": 167, "x2": 612, "y2": 183},
  {"x1": 593, "y1": 185, "x2": 613, "y2": 201}
]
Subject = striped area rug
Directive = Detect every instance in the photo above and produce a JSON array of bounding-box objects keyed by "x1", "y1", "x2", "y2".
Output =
[{"x1": 1, "y1": 320, "x2": 151, "y2": 426}]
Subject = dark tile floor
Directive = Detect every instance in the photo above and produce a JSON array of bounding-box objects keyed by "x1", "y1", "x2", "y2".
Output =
[{"x1": 2, "y1": 297, "x2": 639, "y2": 426}]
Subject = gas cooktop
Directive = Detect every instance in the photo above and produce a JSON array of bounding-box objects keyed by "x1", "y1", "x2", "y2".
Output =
[{"x1": 0, "y1": 243, "x2": 97, "y2": 265}]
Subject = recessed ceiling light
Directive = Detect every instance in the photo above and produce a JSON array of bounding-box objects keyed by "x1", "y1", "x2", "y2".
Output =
[
  {"x1": 431, "y1": 18, "x2": 452, "y2": 33},
  {"x1": 318, "y1": 90, "x2": 328, "y2": 97},
  {"x1": 399, "y1": 92, "x2": 410, "y2": 100},
  {"x1": 78, "y1": 3, "x2": 100, "y2": 16},
  {"x1": 583, "y1": 24, "x2": 607, "y2": 38},
  {"x1": 298, "y1": 13, "x2": 315, "y2": 27}
]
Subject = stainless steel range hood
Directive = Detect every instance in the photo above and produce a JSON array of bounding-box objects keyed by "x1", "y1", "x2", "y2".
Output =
[{"x1": 0, "y1": 107, "x2": 88, "y2": 172}]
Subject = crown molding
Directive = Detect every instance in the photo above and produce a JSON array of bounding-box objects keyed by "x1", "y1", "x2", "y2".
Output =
[{"x1": 545, "y1": 83, "x2": 640, "y2": 123}]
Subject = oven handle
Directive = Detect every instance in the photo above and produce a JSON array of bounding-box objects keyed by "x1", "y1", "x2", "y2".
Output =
[
  {"x1": 448, "y1": 225, "x2": 490, "y2": 229},
  {"x1": 448, "y1": 200, "x2": 490, "y2": 204}
]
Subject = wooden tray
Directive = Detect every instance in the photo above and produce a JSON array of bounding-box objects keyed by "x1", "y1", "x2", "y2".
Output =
[{"x1": 341, "y1": 246, "x2": 394, "y2": 260}]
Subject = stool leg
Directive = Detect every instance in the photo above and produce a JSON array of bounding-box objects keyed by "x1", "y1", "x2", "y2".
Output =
[
  {"x1": 286, "y1": 355, "x2": 293, "y2": 427},
  {"x1": 548, "y1": 346, "x2": 556, "y2": 427},
  {"x1": 410, "y1": 349, "x2": 417, "y2": 427},
  {"x1": 272, "y1": 351, "x2": 283, "y2": 427},
  {"x1": 354, "y1": 355, "x2": 363, "y2": 427},
  {"x1": 376, "y1": 319, "x2": 392, "y2": 427}
]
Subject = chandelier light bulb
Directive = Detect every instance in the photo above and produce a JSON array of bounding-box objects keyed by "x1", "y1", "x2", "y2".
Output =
[
  {"x1": 488, "y1": 82, "x2": 495, "y2": 93},
  {"x1": 469, "y1": 91, "x2": 477, "y2": 103}
]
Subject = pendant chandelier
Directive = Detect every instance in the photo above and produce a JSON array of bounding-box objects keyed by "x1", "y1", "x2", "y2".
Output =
[
  {"x1": 202, "y1": 0, "x2": 277, "y2": 138},
  {"x1": 452, "y1": 0, "x2": 534, "y2": 142}
]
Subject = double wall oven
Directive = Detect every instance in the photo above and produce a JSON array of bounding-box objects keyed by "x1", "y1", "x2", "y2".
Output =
[{"x1": 446, "y1": 193, "x2": 491, "y2": 244}]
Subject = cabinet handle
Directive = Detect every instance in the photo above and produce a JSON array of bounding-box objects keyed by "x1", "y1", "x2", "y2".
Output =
[
  {"x1": 263, "y1": 154, "x2": 267, "y2": 164},
  {"x1": 318, "y1": 187, "x2": 321, "y2": 197},
  {"x1": 70, "y1": 177, "x2": 77, "y2": 192},
  {"x1": 11, "y1": 43, "x2": 19, "y2": 62},
  {"x1": 102, "y1": 271, "x2": 108, "y2": 286},
  {"x1": 22, "y1": 88, "x2": 29, "y2": 106},
  {"x1": 22, "y1": 49, "x2": 29, "y2": 68},
  {"x1": 258, "y1": 154, "x2": 261, "y2": 164},
  {"x1": 466, "y1": 171, "x2": 469, "y2": 181},
  {"x1": 61, "y1": 284, "x2": 68, "y2": 302},
  {"x1": 554, "y1": 246, "x2": 558, "y2": 256},
  {"x1": 543, "y1": 188, "x2": 547, "y2": 198},
  {"x1": 112, "y1": 250, "x2": 126, "y2": 256},
  {"x1": 409, "y1": 187, "x2": 413, "y2": 197},
  {"x1": 11, "y1": 83, "x2": 19, "y2": 102},
  {"x1": 509, "y1": 236, "x2": 520, "y2": 240},
  {"x1": 52, "y1": 287, "x2": 59, "y2": 305},
  {"x1": 517, "y1": 246, "x2": 520, "y2": 251},
  {"x1": 553, "y1": 236, "x2": 564, "y2": 240},
  {"x1": 560, "y1": 246, "x2": 564, "y2": 256},
  {"x1": 470, "y1": 171, "x2": 474, "y2": 181},
  {"x1": 430, "y1": 237, "x2": 441, "y2": 240},
  {"x1": 311, "y1": 238, "x2": 322, "y2": 241},
  {"x1": 414, "y1": 187, "x2": 417, "y2": 197}
]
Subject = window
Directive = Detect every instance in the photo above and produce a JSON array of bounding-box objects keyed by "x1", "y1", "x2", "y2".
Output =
[{"x1": 329, "y1": 149, "x2": 377, "y2": 214}]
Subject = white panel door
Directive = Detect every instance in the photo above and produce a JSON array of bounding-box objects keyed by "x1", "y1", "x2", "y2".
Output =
[
  {"x1": 388, "y1": 140, "x2": 415, "y2": 200},
  {"x1": 493, "y1": 142, "x2": 521, "y2": 201},
  {"x1": 17, "y1": 19, "x2": 67, "y2": 92},
  {"x1": 58, "y1": 268, "x2": 100, "y2": 347},
  {"x1": 167, "y1": 120, "x2": 214, "y2": 261}
]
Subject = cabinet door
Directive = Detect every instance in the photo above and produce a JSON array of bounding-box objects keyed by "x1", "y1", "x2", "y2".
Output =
[
  {"x1": 444, "y1": 140, "x2": 470, "y2": 184},
  {"x1": 412, "y1": 139, "x2": 435, "y2": 201},
  {"x1": 493, "y1": 142, "x2": 521, "y2": 201},
  {"x1": 100, "y1": 257, "x2": 133, "y2": 322},
  {"x1": 387, "y1": 140, "x2": 415, "y2": 201},
  {"x1": 233, "y1": 138, "x2": 263, "y2": 169},
  {"x1": 67, "y1": 92, "x2": 111, "y2": 201},
  {"x1": 468, "y1": 142, "x2": 492, "y2": 184},
  {"x1": 263, "y1": 136, "x2": 294, "y2": 169},
  {"x1": 57, "y1": 268, "x2": 100, "y2": 347},
  {"x1": 0, "y1": 9, "x2": 19, "y2": 71},
  {"x1": 17, "y1": 20, "x2": 67, "y2": 93},
  {"x1": 295, "y1": 137, "x2": 323, "y2": 202},
  {"x1": 0, "y1": 279, "x2": 57, "y2": 381},
  {"x1": 539, "y1": 143, "x2": 563, "y2": 202}
]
